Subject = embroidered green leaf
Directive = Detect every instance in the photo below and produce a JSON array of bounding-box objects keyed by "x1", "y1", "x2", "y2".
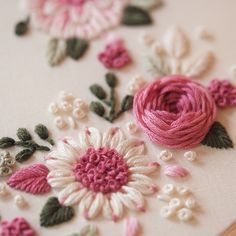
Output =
[
  {"x1": 201, "y1": 122, "x2": 234, "y2": 149},
  {"x1": 79, "y1": 224, "x2": 98, "y2": 236},
  {"x1": 131, "y1": 0, "x2": 163, "y2": 10},
  {"x1": 47, "y1": 38, "x2": 67, "y2": 67},
  {"x1": 122, "y1": 6, "x2": 152, "y2": 26},
  {"x1": 15, "y1": 17, "x2": 30, "y2": 36},
  {"x1": 0, "y1": 137, "x2": 15, "y2": 148},
  {"x1": 90, "y1": 102, "x2": 105, "y2": 117},
  {"x1": 17, "y1": 128, "x2": 32, "y2": 141},
  {"x1": 15, "y1": 148, "x2": 35, "y2": 163},
  {"x1": 35, "y1": 124, "x2": 55, "y2": 146},
  {"x1": 105, "y1": 73, "x2": 117, "y2": 88},
  {"x1": 66, "y1": 38, "x2": 89, "y2": 60},
  {"x1": 121, "y1": 95, "x2": 134, "y2": 112},
  {"x1": 90, "y1": 84, "x2": 107, "y2": 100},
  {"x1": 40, "y1": 197, "x2": 75, "y2": 227}
]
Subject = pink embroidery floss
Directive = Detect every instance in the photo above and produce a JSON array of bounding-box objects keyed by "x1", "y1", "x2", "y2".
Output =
[
  {"x1": 7, "y1": 164, "x2": 51, "y2": 194},
  {"x1": 124, "y1": 217, "x2": 140, "y2": 236},
  {"x1": 133, "y1": 75, "x2": 217, "y2": 149},
  {"x1": 98, "y1": 37, "x2": 132, "y2": 69},
  {"x1": 208, "y1": 79, "x2": 236, "y2": 107},
  {"x1": 164, "y1": 165, "x2": 189, "y2": 178},
  {"x1": 0, "y1": 217, "x2": 35, "y2": 236}
]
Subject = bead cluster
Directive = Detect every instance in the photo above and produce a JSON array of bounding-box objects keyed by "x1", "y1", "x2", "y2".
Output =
[
  {"x1": 127, "y1": 74, "x2": 146, "y2": 95},
  {"x1": 157, "y1": 184, "x2": 198, "y2": 222},
  {"x1": 0, "y1": 151, "x2": 15, "y2": 177},
  {"x1": 48, "y1": 91, "x2": 88, "y2": 130}
]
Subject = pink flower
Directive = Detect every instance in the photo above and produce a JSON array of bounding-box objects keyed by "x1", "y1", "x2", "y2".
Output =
[
  {"x1": 22, "y1": 0, "x2": 129, "y2": 39},
  {"x1": 0, "y1": 217, "x2": 35, "y2": 236},
  {"x1": 208, "y1": 79, "x2": 236, "y2": 107},
  {"x1": 98, "y1": 38, "x2": 132, "y2": 69}
]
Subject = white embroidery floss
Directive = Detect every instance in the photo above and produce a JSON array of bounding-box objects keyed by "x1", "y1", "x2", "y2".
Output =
[{"x1": 124, "y1": 217, "x2": 140, "y2": 236}]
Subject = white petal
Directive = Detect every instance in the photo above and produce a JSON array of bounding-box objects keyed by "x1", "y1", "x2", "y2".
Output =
[
  {"x1": 127, "y1": 181, "x2": 157, "y2": 195},
  {"x1": 63, "y1": 188, "x2": 88, "y2": 206},
  {"x1": 58, "y1": 182, "x2": 80, "y2": 202},
  {"x1": 47, "y1": 176, "x2": 75, "y2": 188},
  {"x1": 47, "y1": 169, "x2": 73, "y2": 178},
  {"x1": 46, "y1": 159, "x2": 72, "y2": 170},
  {"x1": 122, "y1": 186, "x2": 145, "y2": 210},
  {"x1": 102, "y1": 127, "x2": 125, "y2": 148},
  {"x1": 110, "y1": 193, "x2": 124, "y2": 221},
  {"x1": 78, "y1": 192, "x2": 94, "y2": 219},
  {"x1": 78, "y1": 130, "x2": 90, "y2": 149},
  {"x1": 126, "y1": 155, "x2": 149, "y2": 166},
  {"x1": 116, "y1": 192, "x2": 136, "y2": 210},
  {"x1": 87, "y1": 193, "x2": 104, "y2": 219},
  {"x1": 129, "y1": 174, "x2": 154, "y2": 185},
  {"x1": 103, "y1": 197, "x2": 113, "y2": 220},
  {"x1": 129, "y1": 165, "x2": 157, "y2": 175},
  {"x1": 117, "y1": 139, "x2": 145, "y2": 158},
  {"x1": 86, "y1": 127, "x2": 102, "y2": 148}
]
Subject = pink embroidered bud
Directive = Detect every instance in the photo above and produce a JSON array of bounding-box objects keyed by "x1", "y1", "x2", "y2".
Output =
[{"x1": 164, "y1": 165, "x2": 189, "y2": 178}]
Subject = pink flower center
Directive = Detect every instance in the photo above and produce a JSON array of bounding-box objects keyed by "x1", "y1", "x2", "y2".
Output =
[{"x1": 74, "y1": 147, "x2": 129, "y2": 194}]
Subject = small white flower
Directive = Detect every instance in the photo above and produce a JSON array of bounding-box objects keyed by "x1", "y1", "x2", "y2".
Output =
[
  {"x1": 60, "y1": 101, "x2": 73, "y2": 112},
  {"x1": 126, "y1": 122, "x2": 138, "y2": 135},
  {"x1": 176, "y1": 186, "x2": 190, "y2": 196},
  {"x1": 54, "y1": 116, "x2": 67, "y2": 129},
  {"x1": 162, "y1": 184, "x2": 175, "y2": 195},
  {"x1": 169, "y1": 198, "x2": 183, "y2": 210},
  {"x1": 159, "y1": 150, "x2": 173, "y2": 162},
  {"x1": 177, "y1": 208, "x2": 193, "y2": 221},
  {"x1": 59, "y1": 91, "x2": 75, "y2": 103},
  {"x1": 139, "y1": 32, "x2": 155, "y2": 47},
  {"x1": 160, "y1": 206, "x2": 174, "y2": 218},
  {"x1": 185, "y1": 197, "x2": 197, "y2": 209},
  {"x1": 184, "y1": 151, "x2": 197, "y2": 162},
  {"x1": 73, "y1": 108, "x2": 87, "y2": 120},
  {"x1": 73, "y1": 98, "x2": 88, "y2": 110},
  {"x1": 48, "y1": 102, "x2": 60, "y2": 114},
  {"x1": 14, "y1": 195, "x2": 27, "y2": 208}
]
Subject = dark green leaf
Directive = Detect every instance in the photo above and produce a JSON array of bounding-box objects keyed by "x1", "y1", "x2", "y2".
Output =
[
  {"x1": 66, "y1": 38, "x2": 89, "y2": 60},
  {"x1": 90, "y1": 101, "x2": 105, "y2": 117},
  {"x1": 17, "y1": 128, "x2": 32, "y2": 141},
  {"x1": 36, "y1": 145, "x2": 50, "y2": 151},
  {"x1": 105, "y1": 73, "x2": 117, "y2": 88},
  {"x1": 35, "y1": 124, "x2": 55, "y2": 146},
  {"x1": 40, "y1": 197, "x2": 74, "y2": 227},
  {"x1": 0, "y1": 137, "x2": 15, "y2": 148},
  {"x1": 15, "y1": 18, "x2": 30, "y2": 36},
  {"x1": 201, "y1": 122, "x2": 234, "y2": 149},
  {"x1": 122, "y1": 6, "x2": 152, "y2": 26},
  {"x1": 90, "y1": 84, "x2": 107, "y2": 100},
  {"x1": 121, "y1": 95, "x2": 134, "y2": 112},
  {"x1": 15, "y1": 148, "x2": 35, "y2": 163}
]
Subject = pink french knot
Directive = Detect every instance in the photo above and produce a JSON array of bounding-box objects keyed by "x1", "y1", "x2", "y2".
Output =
[
  {"x1": 0, "y1": 217, "x2": 35, "y2": 236},
  {"x1": 7, "y1": 163, "x2": 51, "y2": 194},
  {"x1": 98, "y1": 36, "x2": 132, "y2": 69},
  {"x1": 133, "y1": 75, "x2": 217, "y2": 149},
  {"x1": 124, "y1": 216, "x2": 140, "y2": 236},
  {"x1": 208, "y1": 79, "x2": 236, "y2": 108},
  {"x1": 164, "y1": 165, "x2": 189, "y2": 178}
]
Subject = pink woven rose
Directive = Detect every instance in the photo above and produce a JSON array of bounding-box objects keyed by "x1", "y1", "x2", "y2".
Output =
[
  {"x1": 208, "y1": 79, "x2": 236, "y2": 107},
  {"x1": 133, "y1": 75, "x2": 217, "y2": 149},
  {"x1": 22, "y1": 0, "x2": 129, "y2": 39},
  {"x1": 98, "y1": 38, "x2": 132, "y2": 69},
  {"x1": 0, "y1": 217, "x2": 35, "y2": 236}
]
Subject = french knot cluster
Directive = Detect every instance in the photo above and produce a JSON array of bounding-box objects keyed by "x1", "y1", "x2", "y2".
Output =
[{"x1": 133, "y1": 75, "x2": 217, "y2": 149}]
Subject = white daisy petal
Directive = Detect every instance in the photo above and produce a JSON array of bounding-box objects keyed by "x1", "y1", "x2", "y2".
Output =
[
  {"x1": 86, "y1": 127, "x2": 102, "y2": 148},
  {"x1": 47, "y1": 176, "x2": 75, "y2": 188},
  {"x1": 116, "y1": 192, "x2": 136, "y2": 210},
  {"x1": 129, "y1": 174, "x2": 154, "y2": 185},
  {"x1": 126, "y1": 155, "x2": 150, "y2": 166},
  {"x1": 110, "y1": 193, "x2": 123, "y2": 221},
  {"x1": 58, "y1": 182, "x2": 80, "y2": 203},
  {"x1": 78, "y1": 130, "x2": 90, "y2": 149},
  {"x1": 102, "y1": 127, "x2": 124, "y2": 148},
  {"x1": 129, "y1": 165, "x2": 158, "y2": 175},
  {"x1": 103, "y1": 197, "x2": 113, "y2": 220},
  {"x1": 63, "y1": 188, "x2": 88, "y2": 206},
  {"x1": 127, "y1": 181, "x2": 158, "y2": 195},
  {"x1": 117, "y1": 139, "x2": 145, "y2": 158},
  {"x1": 78, "y1": 192, "x2": 94, "y2": 219},
  {"x1": 87, "y1": 193, "x2": 104, "y2": 219},
  {"x1": 122, "y1": 186, "x2": 145, "y2": 210},
  {"x1": 47, "y1": 169, "x2": 73, "y2": 178},
  {"x1": 45, "y1": 159, "x2": 73, "y2": 170}
]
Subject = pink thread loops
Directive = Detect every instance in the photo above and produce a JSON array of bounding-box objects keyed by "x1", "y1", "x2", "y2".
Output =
[{"x1": 133, "y1": 75, "x2": 217, "y2": 149}]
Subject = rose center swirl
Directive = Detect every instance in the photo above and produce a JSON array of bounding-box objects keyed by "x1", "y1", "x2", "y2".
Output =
[{"x1": 74, "y1": 147, "x2": 129, "y2": 194}]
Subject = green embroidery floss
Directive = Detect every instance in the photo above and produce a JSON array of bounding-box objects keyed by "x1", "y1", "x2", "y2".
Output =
[
  {"x1": 15, "y1": 17, "x2": 30, "y2": 36},
  {"x1": 34, "y1": 124, "x2": 55, "y2": 146},
  {"x1": 66, "y1": 38, "x2": 89, "y2": 60},
  {"x1": 40, "y1": 197, "x2": 75, "y2": 227}
]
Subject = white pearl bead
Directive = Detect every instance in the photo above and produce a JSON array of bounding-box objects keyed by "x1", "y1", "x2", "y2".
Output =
[
  {"x1": 160, "y1": 206, "x2": 174, "y2": 218},
  {"x1": 72, "y1": 108, "x2": 87, "y2": 120},
  {"x1": 60, "y1": 101, "x2": 73, "y2": 112},
  {"x1": 159, "y1": 150, "x2": 173, "y2": 162},
  {"x1": 139, "y1": 32, "x2": 155, "y2": 47},
  {"x1": 162, "y1": 184, "x2": 175, "y2": 195},
  {"x1": 157, "y1": 194, "x2": 171, "y2": 202},
  {"x1": 177, "y1": 208, "x2": 193, "y2": 221},
  {"x1": 169, "y1": 198, "x2": 183, "y2": 210},
  {"x1": 128, "y1": 75, "x2": 146, "y2": 94},
  {"x1": 73, "y1": 98, "x2": 87, "y2": 110},
  {"x1": 54, "y1": 116, "x2": 67, "y2": 129},
  {"x1": 0, "y1": 184, "x2": 9, "y2": 197},
  {"x1": 126, "y1": 122, "x2": 138, "y2": 135},
  {"x1": 176, "y1": 186, "x2": 190, "y2": 196},
  {"x1": 48, "y1": 102, "x2": 59, "y2": 115},
  {"x1": 14, "y1": 195, "x2": 27, "y2": 208},
  {"x1": 185, "y1": 197, "x2": 197, "y2": 209},
  {"x1": 184, "y1": 151, "x2": 197, "y2": 162},
  {"x1": 59, "y1": 91, "x2": 74, "y2": 102}
]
